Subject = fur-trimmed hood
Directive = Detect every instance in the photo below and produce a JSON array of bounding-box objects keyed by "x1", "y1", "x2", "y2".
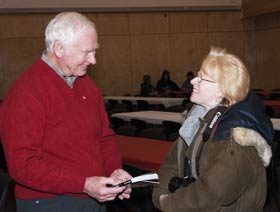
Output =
[
  {"x1": 233, "y1": 127, "x2": 272, "y2": 167},
  {"x1": 211, "y1": 94, "x2": 274, "y2": 167},
  {"x1": 214, "y1": 93, "x2": 274, "y2": 145}
]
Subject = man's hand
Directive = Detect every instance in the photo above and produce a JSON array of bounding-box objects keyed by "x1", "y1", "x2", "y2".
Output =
[
  {"x1": 110, "y1": 169, "x2": 132, "y2": 200},
  {"x1": 83, "y1": 176, "x2": 127, "y2": 202}
]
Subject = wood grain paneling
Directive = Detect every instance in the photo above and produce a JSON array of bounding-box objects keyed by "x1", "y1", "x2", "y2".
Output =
[
  {"x1": 89, "y1": 13, "x2": 129, "y2": 35},
  {"x1": 254, "y1": 29, "x2": 280, "y2": 89},
  {"x1": 243, "y1": 31, "x2": 257, "y2": 88},
  {"x1": 242, "y1": 0, "x2": 280, "y2": 19},
  {"x1": 208, "y1": 11, "x2": 244, "y2": 32},
  {"x1": 169, "y1": 12, "x2": 208, "y2": 33},
  {"x1": 0, "y1": 37, "x2": 45, "y2": 95},
  {"x1": 92, "y1": 35, "x2": 131, "y2": 96},
  {"x1": 0, "y1": 14, "x2": 50, "y2": 38},
  {"x1": 0, "y1": 10, "x2": 280, "y2": 98},
  {"x1": 208, "y1": 32, "x2": 245, "y2": 57},
  {"x1": 130, "y1": 34, "x2": 170, "y2": 94},
  {"x1": 129, "y1": 13, "x2": 169, "y2": 35},
  {"x1": 169, "y1": 33, "x2": 209, "y2": 78}
]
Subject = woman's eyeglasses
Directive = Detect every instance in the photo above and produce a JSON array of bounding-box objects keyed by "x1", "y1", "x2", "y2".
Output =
[{"x1": 196, "y1": 72, "x2": 216, "y2": 83}]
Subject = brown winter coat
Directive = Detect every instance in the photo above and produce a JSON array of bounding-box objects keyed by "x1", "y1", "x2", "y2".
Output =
[{"x1": 153, "y1": 124, "x2": 272, "y2": 212}]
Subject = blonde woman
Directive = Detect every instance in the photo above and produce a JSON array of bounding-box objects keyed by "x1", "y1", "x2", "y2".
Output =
[{"x1": 153, "y1": 47, "x2": 273, "y2": 212}]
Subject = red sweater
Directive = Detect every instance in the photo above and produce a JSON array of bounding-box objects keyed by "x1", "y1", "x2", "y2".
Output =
[{"x1": 0, "y1": 58, "x2": 122, "y2": 199}]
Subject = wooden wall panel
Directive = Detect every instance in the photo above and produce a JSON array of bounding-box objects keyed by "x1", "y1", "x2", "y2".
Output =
[
  {"x1": 0, "y1": 10, "x2": 280, "y2": 98},
  {"x1": 208, "y1": 32, "x2": 245, "y2": 57},
  {"x1": 243, "y1": 31, "x2": 257, "y2": 88},
  {"x1": 129, "y1": 13, "x2": 169, "y2": 34},
  {"x1": 169, "y1": 33, "x2": 209, "y2": 83},
  {"x1": 0, "y1": 38, "x2": 44, "y2": 95},
  {"x1": 242, "y1": 0, "x2": 280, "y2": 19},
  {"x1": 208, "y1": 11, "x2": 244, "y2": 31},
  {"x1": 13, "y1": 38, "x2": 44, "y2": 70},
  {"x1": 0, "y1": 14, "x2": 51, "y2": 39},
  {"x1": 253, "y1": 12, "x2": 280, "y2": 30},
  {"x1": 89, "y1": 13, "x2": 129, "y2": 35},
  {"x1": 130, "y1": 34, "x2": 170, "y2": 95},
  {"x1": 254, "y1": 29, "x2": 280, "y2": 89},
  {"x1": 169, "y1": 12, "x2": 208, "y2": 33},
  {"x1": 92, "y1": 35, "x2": 131, "y2": 96}
]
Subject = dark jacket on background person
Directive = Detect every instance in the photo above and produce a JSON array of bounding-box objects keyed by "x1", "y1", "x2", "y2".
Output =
[
  {"x1": 153, "y1": 94, "x2": 273, "y2": 212},
  {"x1": 140, "y1": 74, "x2": 157, "y2": 96},
  {"x1": 141, "y1": 83, "x2": 156, "y2": 97},
  {"x1": 156, "y1": 80, "x2": 179, "y2": 93},
  {"x1": 156, "y1": 70, "x2": 179, "y2": 93}
]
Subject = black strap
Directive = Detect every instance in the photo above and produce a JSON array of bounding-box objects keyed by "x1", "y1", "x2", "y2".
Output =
[
  {"x1": 195, "y1": 106, "x2": 228, "y2": 176},
  {"x1": 202, "y1": 106, "x2": 228, "y2": 142}
]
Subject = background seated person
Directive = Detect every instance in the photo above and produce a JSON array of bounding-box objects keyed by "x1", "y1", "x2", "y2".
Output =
[
  {"x1": 156, "y1": 70, "x2": 180, "y2": 96},
  {"x1": 140, "y1": 74, "x2": 157, "y2": 97},
  {"x1": 181, "y1": 71, "x2": 194, "y2": 90}
]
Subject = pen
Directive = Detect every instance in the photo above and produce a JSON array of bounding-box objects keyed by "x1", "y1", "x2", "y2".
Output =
[
  {"x1": 117, "y1": 180, "x2": 131, "y2": 187},
  {"x1": 107, "y1": 179, "x2": 131, "y2": 187}
]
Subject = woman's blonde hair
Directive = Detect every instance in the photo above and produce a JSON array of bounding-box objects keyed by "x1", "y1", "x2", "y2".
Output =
[{"x1": 201, "y1": 47, "x2": 250, "y2": 106}]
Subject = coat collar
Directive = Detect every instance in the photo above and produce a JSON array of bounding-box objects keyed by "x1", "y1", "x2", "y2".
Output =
[{"x1": 232, "y1": 127, "x2": 272, "y2": 167}]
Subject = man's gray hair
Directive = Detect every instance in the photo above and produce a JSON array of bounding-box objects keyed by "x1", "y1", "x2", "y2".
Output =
[{"x1": 45, "y1": 12, "x2": 96, "y2": 53}]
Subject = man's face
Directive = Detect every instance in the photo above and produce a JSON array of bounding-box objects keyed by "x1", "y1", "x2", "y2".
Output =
[{"x1": 59, "y1": 28, "x2": 99, "y2": 77}]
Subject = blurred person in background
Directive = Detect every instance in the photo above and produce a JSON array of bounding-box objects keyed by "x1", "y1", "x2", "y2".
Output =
[
  {"x1": 140, "y1": 74, "x2": 157, "y2": 97},
  {"x1": 181, "y1": 71, "x2": 194, "y2": 90},
  {"x1": 156, "y1": 70, "x2": 180, "y2": 96}
]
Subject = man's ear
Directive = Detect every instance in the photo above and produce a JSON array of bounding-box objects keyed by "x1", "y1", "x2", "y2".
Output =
[{"x1": 53, "y1": 41, "x2": 64, "y2": 57}]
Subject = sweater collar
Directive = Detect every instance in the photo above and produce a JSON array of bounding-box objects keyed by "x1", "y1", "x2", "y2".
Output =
[{"x1": 41, "y1": 51, "x2": 77, "y2": 88}]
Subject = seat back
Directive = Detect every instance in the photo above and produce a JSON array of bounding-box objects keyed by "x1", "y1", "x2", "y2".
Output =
[
  {"x1": 270, "y1": 91, "x2": 280, "y2": 100},
  {"x1": 107, "y1": 99, "x2": 119, "y2": 109},
  {"x1": 0, "y1": 172, "x2": 11, "y2": 212},
  {"x1": 136, "y1": 100, "x2": 150, "y2": 111},
  {"x1": 0, "y1": 144, "x2": 7, "y2": 171},
  {"x1": 265, "y1": 106, "x2": 274, "y2": 118},
  {"x1": 251, "y1": 89, "x2": 265, "y2": 99},
  {"x1": 121, "y1": 100, "x2": 135, "y2": 112},
  {"x1": 131, "y1": 119, "x2": 147, "y2": 137},
  {"x1": 110, "y1": 117, "x2": 125, "y2": 130},
  {"x1": 162, "y1": 121, "x2": 181, "y2": 141}
]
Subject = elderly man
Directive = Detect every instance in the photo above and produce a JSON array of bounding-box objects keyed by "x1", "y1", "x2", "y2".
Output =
[{"x1": 0, "y1": 12, "x2": 131, "y2": 212}]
